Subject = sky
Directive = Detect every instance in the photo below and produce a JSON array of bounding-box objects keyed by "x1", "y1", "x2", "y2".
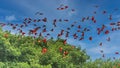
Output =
[{"x1": 0, "y1": 0, "x2": 120, "y2": 60}]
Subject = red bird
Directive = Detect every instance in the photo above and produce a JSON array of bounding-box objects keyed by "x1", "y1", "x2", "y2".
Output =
[
  {"x1": 20, "y1": 25, "x2": 24, "y2": 28},
  {"x1": 57, "y1": 34, "x2": 61, "y2": 38},
  {"x1": 115, "y1": 52, "x2": 119, "y2": 54},
  {"x1": 57, "y1": 5, "x2": 68, "y2": 10},
  {"x1": 65, "y1": 32, "x2": 69, "y2": 38},
  {"x1": 53, "y1": 19, "x2": 57, "y2": 27},
  {"x1": 113, "y1": 57, "x2": 116, "y2": 60},
  {"x1": 33, "y1": 19, "x2": 37, "y2": 22},
  {"x1": 101, "y1": 25, "x2": 106, "y2": 31},
  {"x1": 118, "y1": 27, "x2": 120, "y2": 30},
  {"x1": 59, "y1": 47, "x2": 63, "y2": 52},
  {"x1": 63, "y1": 39, "x2": 67, "y2": 45},
  {"x1": 109, "y1": 15, "x2": 112, "y2": 20},
  {"x1": 94, "y1": 5, "x2": 99, "y2": 8},
  {"x1": 89, "y1": 36, "x2": 92, "y2": 40},
  {"x1": 105, "y1": 30, "x2": 109, "y2": 34},
  {"x1": 30, "y1": 29, "x2": 36, "y2": 34},
  {"x1": 99, "y1": 42, "x2": 102, "y2": 46},
  {"x1": 110, "y1": 22, "x2": 116, "y2": 26},
  {"x1": 71, "y1": 24, "x2": 74, "y2": 27},
  {"x1": 15, "y1": 24, "x2": 18, "y2": 26},
  {"x1": 42, "y1": 48, "x2": 47, "y2": 54},
  {"x1": 67, "y1": 27, "x2": 70, "y2": 30},
  {"x1": 57, "y1": 7, "x2": 64, "y2": 10},
  {"x1": 22, "y1": 32, "x2": 25, "y2": 36},
  {"x1": 106, "y1": 37, "x2": 110, "y2": 41},
  {"x1": 93, "y1": 11, "x2": 96, "y2": 14},
  {"x1": 102, "y1": 54, "x2": 105, "y2": 58},
  {"x1": 78, "y1": 25, "x2": 81, "y2": 29},
  {"x1": 86, "y1": 16, "x2": 89, "y2": 20},
  {"x1": 103, "y1": 10, "x2": 106, "y2": 14},
  {"x1": 71, "y1": 9, "x2": 75, "y2": 12},
  {"x1": 43, "y1": 38, "x2": 47, "y2": 43},
  {"x1": 82, "y1": 17, "x2": 85, "y2": 22},
  {"x1": 91, "y1": 16, "x2": 95, "y2": 21},
  {"x1": 93, "y1": 20, "x2": 96, "y2": 23},
  {"x1": 64, "y1": 6, "x2": 68, "y2": 9},
  {"x1": 42, "y1": 17, "x2": 47, "y2": 22},
  {"x1": 60, "y1": 30, "x2": 64, "y2": 35},
  {"x1": 50, "y1": 28, "x2": 54, "y2": 32},
  {"x1": 77, "y1": 30, "x2": 80, "y2": 32},
  {"x1": 100, "y1": 50, "x2": 103, "y2": 53},
  {"x1": 39, "y1": 32, "x2": 42, "y2": 37},
  {"x1": 97, "y1": 28, "x2": 101, "y2": 35},
  {"x1": 12, "y1": 26, "x2": 16, "y2": 30},
  {"x1": 79, "y1": 37, "x2": 84, "y2": 40},
  {"x1": 112, "y1": 27, "x2": 117, "y2": 30},
  {"x1": 117, "y1": 22, "x2": 120, "y2": 26},
  {"x1": 59, "y1": 19, "x2": 62, "y2": 22},
  {"x1": 42, "y1": 28, "x2": 46, "y2": 32},
  {"x1": 37, "y1": 19, "x2": 41, "y2": 22},
  {"x1": 64, "y1": 51, "x2": 68, "y2": 56},
  {"x1": 81, "y1": 32, "x2": 84, "y2": 36},
  {"x1": 64, "y1": 19, "x2": 69, "y2": 22}
]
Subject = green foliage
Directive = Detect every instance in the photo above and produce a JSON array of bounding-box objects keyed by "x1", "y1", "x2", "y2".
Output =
[
  {"x1": 0, "y1": 28, "x2": 120, "y2": 68},
  {"x1": 0, "y1": 62, "x2": 5, "y2": 68}
]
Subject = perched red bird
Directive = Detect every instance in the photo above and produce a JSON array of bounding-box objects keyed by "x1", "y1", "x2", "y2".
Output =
[
  {"x1": 42, "y1": 48, "x2": 47, "y2": 54},
  {"x1": 59, "y1": 47, "x2": 63, "y2": 52},
  {"x1": 43, "y1": 38, "x2": 47, "y2": 43},
  {"x1": 63, "y1": 39, "x2": 67, "y2": 45},
  {"x1": 63, "y1": 51, "x2": 68, "y2": 56}
]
